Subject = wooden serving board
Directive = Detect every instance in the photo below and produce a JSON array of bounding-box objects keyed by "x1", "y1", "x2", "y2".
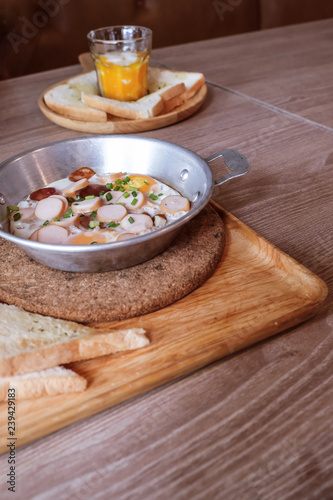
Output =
[
  {"x1": 38, "y1": 80, "x2": 207, "y2": 134},
  {"x1": 0, "y1": 203, "x2": 327, "y2": 454}
]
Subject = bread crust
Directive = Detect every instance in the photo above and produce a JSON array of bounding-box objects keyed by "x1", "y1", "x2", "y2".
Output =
[{"x1": 82, "y1": 92, "x2": 164, "y2": 120}]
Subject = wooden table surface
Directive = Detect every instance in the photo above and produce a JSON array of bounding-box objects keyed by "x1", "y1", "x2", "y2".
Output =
[{"x1": 0, "y1": 19, "x2": 332, "y2": 500}]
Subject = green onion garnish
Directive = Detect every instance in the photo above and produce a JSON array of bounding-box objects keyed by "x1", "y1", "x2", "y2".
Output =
[
  {"x1": 123, "y1": 176, "x2": 130, "y2": 184},
  {"x1": 119, "y1": 186, "x2": 125, "y2": 192},
  {"x1": 63, "y1": 214, "x2": 70, "y2": 219},
  {"x1": 107, "y1": 222, "x2": 120, "y2": 228},
  {"x1": 158, "y1": 193, "x2": 163, "y2": 197},
  {"x1": 90, "y1": 241, "x2": 98, "y2": 245},
  {"x1": 85, "y1": 195, "x2": 95, "y2": 200},
  {"x1": 144, "y1": 181, "x2": 149, "y2": 185},
  {"x1": 131, "y1": 198, "x2": 138, "y2": 206},
  {"x1": 53, "y1": 217, "x2": 61, "y2": 222},
  {"x1": 90, "y1": 211, "x2": 97, "y2": 217},
  {"x1": 43, "y1": 220, "x2": 50, "y2": 226},
  {"x1": 128, "y1": 216, "x2": 134, "y2": 224},
  {"x1": 123, "y1": 192, "x2": 130, "y2": 199},
  {"x1": 106, "y1": 183, "x2": 113, "y2": 189},
  {"x1": 114, "y1": 186, "x2": 120, "y2": 191},
  {"x1": 66, "y1": 197, "x2": 74, "y2": 204},
  {"x1": 149, "y1": 193, "x2": 159, "y2": 201},
  {"x1": 99, "y1": 191, "x2": 105, "y2": 196},
  {"x1": 115, "y1": 179, "x2": 121, "y2": 185},
  {"x1": 129, "y1": 186, "x2": 137, "y2": 191},
  {"x1": 13, "y1": 212, "x2": 21, "y2": 221},
  {"x1": 105, "y1": 192, "x2": 112, "y2": 202},
  {"x1": 88, "y1": 221, "x2": 100, "y2": 228},
  {"x1": 132, "y1": 191, "x2": 137, "y2": 197},
  {"x1": 8, "y1": 205, "x2": 19, "y2": 211}
]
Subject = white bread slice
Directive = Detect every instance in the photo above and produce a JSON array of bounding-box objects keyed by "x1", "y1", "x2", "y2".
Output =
[
  {"x1": 148, "y1": 67, "x2": 205, "y2": 100},
  {"x1": 0, "y1": 366, "x2": 87, "y2": 401},
  {"x1": 44, "y1": 72, "x2": 107, "y2": 123},
  {"x1": 0, "y1": 303, "x2": 149, "y2": 377},
  {"x1": 82, "y1": 90, "x2": 164, "y2": 120}
]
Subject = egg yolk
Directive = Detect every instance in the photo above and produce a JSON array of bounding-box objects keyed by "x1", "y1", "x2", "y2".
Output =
[
  {"x1": 67, "y1": 231, "x2": 116, "y2": 245},
  {"x1": 126, "y1": 175, "x2": 158, "y2": 193},
  {"x1": 94, "y1": 51, "x2": 149, "y2": 101}
]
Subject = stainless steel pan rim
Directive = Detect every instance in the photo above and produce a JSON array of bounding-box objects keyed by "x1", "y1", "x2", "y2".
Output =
[{"x1": 0, "y1": 135, "x2": 249, "y2": 271}]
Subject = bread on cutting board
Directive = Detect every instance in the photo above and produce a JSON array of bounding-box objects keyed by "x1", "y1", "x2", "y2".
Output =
[
  {"x1": 0, "y1": 302, "x2": 149, "y2": 378},
  {"x1": 0, "y1": 366, "x2": 87, "y2": 401}
]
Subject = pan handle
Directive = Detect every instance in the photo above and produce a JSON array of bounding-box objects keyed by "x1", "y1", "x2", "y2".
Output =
[{"x1": 205, "y1": 149, "x2": 250, "y2": 186}]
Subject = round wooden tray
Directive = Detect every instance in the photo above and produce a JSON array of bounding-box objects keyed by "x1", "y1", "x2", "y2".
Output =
[{"x1": 38, "y1": 81, "x2": 207, "y2": 134}]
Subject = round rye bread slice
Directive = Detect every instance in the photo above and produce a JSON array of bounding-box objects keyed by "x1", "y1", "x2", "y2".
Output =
[{"x1": 0, "y1": 205, "x2": 225, "y2": 323}]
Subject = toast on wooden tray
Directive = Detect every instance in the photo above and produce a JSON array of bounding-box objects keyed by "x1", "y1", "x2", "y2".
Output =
[
  {"x1": 0, "y1": 302, "x2": 149, "y2": 378},
  {"x1": 44, "y1": 67, "x2": 205, "y2": 121},
  {"x1": 0, "y1": 366, "x2": 87, "y2": 401}
]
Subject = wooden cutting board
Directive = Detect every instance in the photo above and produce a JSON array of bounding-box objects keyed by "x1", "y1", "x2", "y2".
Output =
[{"x1": 0, "y1": 203, "x2": 327, "y2": 454}]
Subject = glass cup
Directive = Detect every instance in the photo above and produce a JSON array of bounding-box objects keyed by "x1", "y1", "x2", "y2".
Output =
[{"x1": 87, "y1": 25, "x2": 152, "y2": 102}]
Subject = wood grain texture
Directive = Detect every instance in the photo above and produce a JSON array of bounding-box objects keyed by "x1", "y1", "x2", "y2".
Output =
[
  {"x1": 0, "y1": 20, "x2": 333, "y2": 500},
  {"x1": 0, "y1": 206, "x2": 327, "y2": 457},
  {"x1": 151, "y1": 19, "x2": 333, "y2": 129}
]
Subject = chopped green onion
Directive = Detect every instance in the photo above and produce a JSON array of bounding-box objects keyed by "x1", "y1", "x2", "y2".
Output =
[
  {"x1": 53, "y1": 217, "x2": 61, "y2": 222},
  {"x1": 90, "y1": 241, "x2": 98, "y2": 245},
  {"x1": 63, "y1": 214, "x2": 70, "y2": 218},
  {"x1": 158, "y1": 193, "x2": 163, "y2": 197},
  {"x1": 115, "y1": 179, "x2": 121, "y2": 185},
  {"x1": 131, "y1": 198, "x2": 138, "y2": 206},
  {"x1": 8, "y1": 205, "x2": 19, "y2": 211},
  {"x1": 90, "y1": 211, "x2": 97, "y2": 217},
  {"x1": 149, "y1": 193, "x2": 159, "y2": 201},
  {"x1": 119, "y1": 186, "x2": 125, "y2": 192},
  {"x1": 123, "y1": 176, "x2": 130, "y2": 184},
  {"x1": 114, "y1": 186, "x2": 120, "y2": 191},
  {"x1": 76, "y1": 195, "x2": 84, "y2": 201},
  {"x1": 106, "y1": 183, "x2": 113, "y2": 189},
  {"x1": 88, "y1": 221, "x2": 100, "y2": 228},
  {"x1": 43, "y1": 220, "x2": 50, "y2": 226},
  {"x1": 116, "y1": 202, "x2": 125, "y2": 206},
  {"x1": 107, "y1": 221, "x2": 120, "y2": 228},
  {"x1": 105, "y1": 192, "x2": 112, "y2": 202},
  {"x1": 85, "y1": 195, "x2": 95, "y2": 200},
  {"x1": 128, "y1": 186, "x2": 137, "y2": 191},
  {"x1": 128, "y1": 216, "x2": 134, "y2": 224},
  {"x1": 13, "y1": 212, "x2": 21, "y2": 221},
  {"x1": 66, "y1": 197, "x2": 74, "y2": 204},
  {"x1": 99, "y1": 190, "x2": 105, "y2": 196},
  {"x1": 123, "y1": 192, "x2": 130, "y2": 199},
  {"x1": 132, "y1": 191, "x2": 137, "y2": 197},
  {"x1": 73, "y1": 202, "x2": 79, "y2": 206},
  {"x1": 144, "y1": 181, "x2": 149, "y2": 185}
]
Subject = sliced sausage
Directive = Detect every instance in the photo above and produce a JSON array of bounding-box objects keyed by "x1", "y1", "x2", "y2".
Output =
[
  {"x1": 36, "y1": 225, "x2": 68, "y2": 244},
  {"x1": 97, "y1": 204, "x2": 127, "y2": 222},
  {"x1": 95, "y1": 172, "x2": 124, "y2": 184},
  {"x1": 160, "y1": 195, "x2": 190, "y2": 214},
  {"x1": 29, "y1": 229, "x2": 39, "y2": 241},
  {"x1": 34, "y1": 197, "x2": 66, "y2": 221},
  {"x1": 49, "y1": 194, "x2": 69, "y2": 213},
  {"x1": 117, "y1": 232, "x2": 134, "y2": 241},
  {"x1": 71, "y1": 197, "x2": 102, "y2": 214},
  {"x1": 50, "y1": 213, "x2": 80, "y2": 227},
  {"x1": 30, "y1": 187, "x2": 60, "y2": 201},
  {"x1": 118, "y1": 190, "x2": 145, "y2": 211},
  {"x1": 68, "y1": 167, "x2": 96, "y2": 182},
  {"x1": 62, "y1": 178, "x2": 89, "y2": 197},
  {"x1": 9, "y1": 207, "x2": 35, "y2": 221},
  {"x1": 120, "y1": 214, "x2": 153, "y2": 234},
  {"x1": 102, "y1": 190, "x2": 124, "y2": 205}
]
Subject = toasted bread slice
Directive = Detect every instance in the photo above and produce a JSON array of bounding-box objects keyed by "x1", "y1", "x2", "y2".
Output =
[
  {"x1": 44, "y1": 72, "x2": 107, "y2": 122},
  {"x1": 148, "y1": 67, "x2": 205, "y2": 101},
  {"x1": 82, "y1": 90, "x2": 164, "y2": 120},
  {"x1": 0, "y1": 302, "x2": 149, "y2": 377},
  {"x1": 0, "y1": 366, "x2": 87, "y2": 400}
]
